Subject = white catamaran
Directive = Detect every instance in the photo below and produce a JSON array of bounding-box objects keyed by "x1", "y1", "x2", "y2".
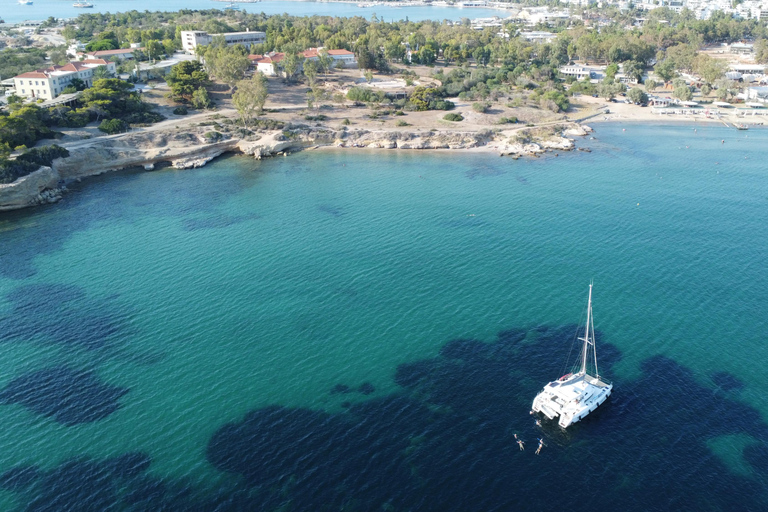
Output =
[{"x1": 531, "y1": 284, "x2": 612, "y2": 428}]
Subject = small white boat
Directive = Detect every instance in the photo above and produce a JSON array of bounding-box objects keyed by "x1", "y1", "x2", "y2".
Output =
[
  {"x1": 73, "y1": 1, "x2": 94, "y2": 6},
  {"x1": 18, "y1": 0, "x2": 33, "y2": 5},
  {"x1": 531, "y1": 284, "x2": 613, "y2": 428}
]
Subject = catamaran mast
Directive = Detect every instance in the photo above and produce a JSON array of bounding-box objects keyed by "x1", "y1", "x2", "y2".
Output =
[{"x1": 579, "y1": 284, "x2": 592, "y2": 375}]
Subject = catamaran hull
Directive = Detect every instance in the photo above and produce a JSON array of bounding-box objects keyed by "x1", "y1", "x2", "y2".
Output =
[{"x1": 531, "y1": 382, "x2": 612, "y2": 429}]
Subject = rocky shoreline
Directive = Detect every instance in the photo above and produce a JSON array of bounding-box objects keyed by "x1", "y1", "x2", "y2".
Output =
[{"x1": 0, "y1": 122, "x2": 591, "y2": 212}]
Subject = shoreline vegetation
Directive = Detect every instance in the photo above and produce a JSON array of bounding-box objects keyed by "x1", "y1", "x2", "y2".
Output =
[{"x1": 2, "y1": 5, "x2": 767, "y2": 211}]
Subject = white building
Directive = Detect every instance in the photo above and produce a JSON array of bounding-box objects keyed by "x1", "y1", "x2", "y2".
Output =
[
  {"x1": 301, "y1": 48, "x2": 356, "y2": 67},
  {"x1": 181, "y1": 30, "x2": 266, "y2": 53},
  {"x1": 81, "y1": 48, "x2": 138, "y2": 61},
  {"x1": 250, "y1": 48, "x2": 357, "y2": 77},
  {"x1": 519, "y1": 31, "x2": 558, "y2": 43},
  {"x1": 746, "y1": 86, "x2": 768, "y2": 103},
  {"x1": 560, "y1": 65, "x2": 593, "y2": 80},
  {"x1": 13, "y1": 59, "x2": 116, "y2": 100}
]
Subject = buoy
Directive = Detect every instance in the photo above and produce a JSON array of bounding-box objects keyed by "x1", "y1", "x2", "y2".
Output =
[{"x1": 637, "y1": 203, "x2": 639, "y2": 206}]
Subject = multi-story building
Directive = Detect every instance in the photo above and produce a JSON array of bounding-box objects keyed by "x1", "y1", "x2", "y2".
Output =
[
  {"x1": 181, "y1": 30, "x2": 266, "y2": 53},
  {"x1": 12, "y1": 59, "x2": 116, "y2": 100}
]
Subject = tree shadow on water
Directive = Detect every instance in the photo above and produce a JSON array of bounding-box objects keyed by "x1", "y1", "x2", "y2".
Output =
[
  {"x1": 206, "y1": 324, "x2": 768, "y2": 511},
  {"x1": 0, "y1": 366, "x2": 129, "y2": 426},
  {"x1": 1, "y1": 324, "x2": 766, "y2": 511},
  {"x1": 0, "y1": 283, "x2": 130, "y2": 351}
]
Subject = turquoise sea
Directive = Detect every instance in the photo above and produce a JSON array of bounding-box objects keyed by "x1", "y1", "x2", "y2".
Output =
[
  {"x1": 2, "y1": 0, "x2": 506, "y2": 25},
  {"x1": 0, "y1": 123, "x2": 767, "y2": 510}
]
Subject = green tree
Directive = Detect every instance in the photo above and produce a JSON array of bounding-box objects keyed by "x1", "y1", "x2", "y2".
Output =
[
  {"x1": 472, "y1": 47, "x2": 490, "y2": 67},
  {"x1": 231, "y1": 73, "x2": 269, "y2": 128},
  {"x1": 207, "y1": 46, "x2": 251, "y2": 90},
  {"x1": 317, "y1": 49, "x2": 334, "y2": 78},
  {"x1": 645, "y1": 78, "x2": 658, "y2": 91},
  {"x1": 92, "y1": 66, "x2": 114, "y2": 80},
  {"x1": 48, "y1": 46, "x2": 68, "y2": 66},
  {"x1": 628, "y1": 87, "x2": 649, "y2": 104},
  {"x1": 166, "y1": 61, "x2": 210, "y2": 103},
  {"x1": 654, "y1": 59, "x2": 677, "y2": 83},
  {"x1": 303, "y1": 59, "x2": 319, "y2": 86},
  {"x1": 281, "y1": 52, "x2": 304, "y2": 83},
  {"x1": 673, "y1": 84, "x2": 693, "y2": 101},
  {"x1": 61, "y1": 26, "x2": 77, "y2": 43},
  {"x1": 98, "y1": 118, "x2": 128, "y2": 134},
  {"x1": 755, "y1": 39, "x2": 768, "y2": 64},
  {"x1": 145, "y1": 40, "x2": 165, "y2": 63},
  {"x1": 384, "y1": 39, "x2": 405, "y2": 63},
  {"x1": 191, "y1": 87, "x2": 213, "y2": 109},
  {"x1": 693, "y1": 54, "x2": 727, "y2": 85}
]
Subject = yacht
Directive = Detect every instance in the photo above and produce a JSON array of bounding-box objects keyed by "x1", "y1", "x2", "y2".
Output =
[
  {"x1": 531, "y1": 284, "x2": 613, "y2": 428},
  {"x1": 18, "y1": 0, "x2": 33, "y2": 5}
]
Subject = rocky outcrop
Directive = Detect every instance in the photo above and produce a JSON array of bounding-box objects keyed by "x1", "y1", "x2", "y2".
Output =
[
  {"x1": 2, "y1": 119, "x2": 592, "y2": 212},
  {"x1": 53, "y1": 132, "x2": 239, "y2": 178},
  {"x1": 0, "y1": 166, "x2": 62, "y2": 211}
]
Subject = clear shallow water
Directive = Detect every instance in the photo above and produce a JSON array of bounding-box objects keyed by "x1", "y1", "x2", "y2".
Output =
[
  {"x1": 2, "y1": 0, "x2": 506, "y2": 24},
  {"x1": 0, "y1": 123, "x2": 767, "y2": 510}
]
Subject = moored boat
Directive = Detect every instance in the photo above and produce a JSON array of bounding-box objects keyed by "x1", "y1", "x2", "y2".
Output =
[{"x1": 531, "y1": 284, "x2": 613, "y2": 428}]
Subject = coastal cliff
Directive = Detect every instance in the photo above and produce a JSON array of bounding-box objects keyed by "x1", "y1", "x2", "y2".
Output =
[
  {"x1": 0, "y1": 122, "x2": 589, "y2": 212},
  {"x1": 0, "y1": 166, "x2": 62, "y2": 211}
]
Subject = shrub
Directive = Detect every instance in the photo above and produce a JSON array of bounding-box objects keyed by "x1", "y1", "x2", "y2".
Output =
[
  {"x1": 173, "y1": 106, "x2": 189, "y2": 115},
  {"x1": 497, "y1": 117, "x2": 518, "y2": 124},
  {"x1": 0, "y1": 145, "x2": 70, "y2": 184},
  {"x1": 304, "y1": 114, "x2": 328, "y2": 121},
  {"x1": 443, "y1": 113, "x2": 464, "y2": 122},
  {"x1": 252, "y1": 118, "x2": 285, "y2": 130},
  {"x1": 341, "y1": 118, "x2": 351, "y2": 126},
  {"x1": 395, "y1": 120, "x2": 410, "y2": 127},
  {"x1": 98, "y1": 118, "x2": 128, "y2": 134},
  {"x1": 472, "y1": 102, "x2": 490, "y2": 113},
  {"x1": 16, "y1": 145, "x2": 70, "y2": 167},
  {"x1": 346, "y1": 86, "x2": 385, "y2": 103},
  {"x1": 203, "y1": 131, "x2": 224, "y2": 142}
]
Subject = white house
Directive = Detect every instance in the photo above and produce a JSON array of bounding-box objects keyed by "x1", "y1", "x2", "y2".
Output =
[
  {"x1": 181, "y1": 30, "x2": 266, "y2": 53},
  {"x1": 301, "y1": 48, "x2": 357, "y2": 67},
  {"x1": 559, "y1": 65, "x2": 592, "y2": 80},
  {"x1": 13, "y1": 59, "x2": 116, "y2": 100},
  {"x1": 250, "y1": 48, "x2": 357, "y2": 77}
]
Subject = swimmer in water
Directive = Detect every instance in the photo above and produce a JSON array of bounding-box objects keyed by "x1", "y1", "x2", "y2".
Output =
[
  {"x1": 536, "y1": 439, "x2": 545, "y2": 455},
  {"x1": 517, "y1": 439, "x2": 525, "y2": 451}
]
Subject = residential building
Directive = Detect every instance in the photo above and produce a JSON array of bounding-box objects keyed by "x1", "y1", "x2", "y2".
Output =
[
  {"x1": 12, "y1": 59, "x2": 116, "y2": 100},
  {"x1": 300, "y1": 48, "x2": 357, "y2": 67},
  {"x1": 81, "y1": 48, "x2": 139, "y2": 60},
  {"x1": 253, "y1": 53, "x2": 284, "y2": 76},
  {"x1": 519, "y1": 31, "x2": 557, "y2": 43},
  {"x1": 559, "y1": 65, "x2": 593, "y2": 80},
  {"x1": 181, "y1": 30, "x2": 266, "y2": 53},
  {"x1": 251, "y1": 48, "x2": 357, "y2": 76},
  {"x1": 729, "y1": 42, "x2": 753, "y2": 55}
]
